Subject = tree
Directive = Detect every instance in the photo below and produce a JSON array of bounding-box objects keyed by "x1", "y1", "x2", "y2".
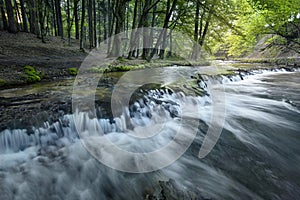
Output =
[
  {"x1": 19, "y1": 0, "x2": 28, "y2": 32},
  {"x1": 110, "y1": 0, "x2": 127, "y2": 56},
  {"x1": 28, "y1": 0, "x2": 38, "y2": 34},
  {"x1": 149, "y1": 0, "x2": 177, "y2": 60},
  {"x1": 74, "y1": 0, "x2": 79, "y2": 39},
  {"x1": 0, "y1": 0, "x2": 8, "y2": 30},
  {"x1": 55, "y1": 0, "x2": 63, "y2": 38},
  {"x1": 80, "y1": 0, "x2": 86, "y2": 50},
  {"x1": 88, "y1": 0, "x2": 94, "y2": 49},
  {"x1": 4, "y1": 0, "x2": 18, "y2": 33},
  {"x1": 66, "y1": 0, "x2": 71, "y2": 44},
  {"x1": 249, "y1": 0, "x2": 300, "y2": 47},
  {"x1": 37, "y1": 0, "x2": 46, "y2": 41}
]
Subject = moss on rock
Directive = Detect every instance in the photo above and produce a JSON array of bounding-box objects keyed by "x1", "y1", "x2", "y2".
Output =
[
  {"x1": 67, "y1": 67, "x2": 78, "y2": 75},
  {"x1": 21, "y1": 66, "x2": 42, "y2": 83}
]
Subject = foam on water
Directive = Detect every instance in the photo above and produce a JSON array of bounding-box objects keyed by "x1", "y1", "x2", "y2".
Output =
[{"x1": 0, "y1": 67, "x2": 299, "y2": 199}]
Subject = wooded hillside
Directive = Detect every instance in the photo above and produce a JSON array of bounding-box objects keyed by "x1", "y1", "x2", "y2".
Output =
[{"x1": 0, "y1": 0, "x2": 299, "y2": 60}]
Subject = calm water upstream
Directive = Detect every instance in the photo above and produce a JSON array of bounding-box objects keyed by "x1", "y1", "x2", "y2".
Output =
[{"x1": 0, "y1": 65, "x2": 299, "y2": 199}]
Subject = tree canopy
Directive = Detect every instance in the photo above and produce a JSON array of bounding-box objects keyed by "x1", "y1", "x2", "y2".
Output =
[{"x1": 0, "y1": 0, "x2": 299, "y2": 59}]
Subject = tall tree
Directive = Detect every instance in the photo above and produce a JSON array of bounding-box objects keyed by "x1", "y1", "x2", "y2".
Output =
[
  {"x1": 37, "y1": 0, "x2": 46, "y2": 41},
  {"x1": 110, "y1": 0, "x2": 127, "y2": 56},
  {"x1": 13, "y1": 0, "x2": 22, "y2": 30},
  {"x1": 28, "y1": 0, "x2": 37, "y2": 34},
  {"x1": 0, "y1": 0, "x2": 8, "y2": 30},
  {"x1": 55, "y1": 0, "x2": 63, "y2": 38},
  {"x1": 141, "y1": 0, "x2": 151, "y2": 59},
  {"x1": 101, "y1": 0, "x2": 107, "y2": 43},
  {"x1": 149, "y1": 0, "x2": 177, "y2": 60},
  {"x1": 88, "y1": 0, "x2": 94, "y2": 49},
  {"x1": 127, "y1": 0, "x2": 139, "y2": 58},
  {"x1": 4, "y1": 0, "x2": 18, "y2": 33},
  {"x1": 191, "y1": 0, "x2": 200, "y2": 60},
  {"x1": 80, "y1": 0, "x2": 86, "y2": 49},
  {"x1": 50, "y1": 0, "x2": 57, "y2": 36},
  {"x1": 19, "y1": 0, "x2": 28, "y2": 32},
  {"x1": 66, "y1": 0, "x2": 71, "y2": 44},
  {"x1": 73, "y1": 0, "x2": 79, "y2": 39}
]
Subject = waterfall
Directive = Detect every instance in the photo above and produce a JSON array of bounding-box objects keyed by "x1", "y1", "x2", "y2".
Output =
[{"x1": 0, "y1": 67, "x2": 299, "y2": 154}]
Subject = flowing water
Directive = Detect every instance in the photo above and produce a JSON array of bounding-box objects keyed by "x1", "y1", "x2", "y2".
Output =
[{"x1": 0, "y1": 65, "x2": 299, "y2": 200}]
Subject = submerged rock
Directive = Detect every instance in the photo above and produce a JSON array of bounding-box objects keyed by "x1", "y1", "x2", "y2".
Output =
[{"x1": 144, "y1": 179, "x2": 210, "y2": 200}]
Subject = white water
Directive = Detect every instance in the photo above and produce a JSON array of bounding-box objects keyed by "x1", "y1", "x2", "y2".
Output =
[{"x1": 0, "y1": 67, "x2": 299, "y2": 199}]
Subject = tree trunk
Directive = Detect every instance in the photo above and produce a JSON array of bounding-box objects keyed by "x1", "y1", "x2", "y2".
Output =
[
  {"x1": 149, "y1": 3, "x2": 156, "y2": 54},
  {"x1": 51, "y1": 0, "x2": 57, "y2": 36},
  {"x1": 88, "y1": 0, "x2": 93, "y2": 49},
  {"x1": 28, "y1": 0, "x2": 37, "y2": 34},
  {"x1": 67, "y1": 0, "x2": 71, "y2": 45},
  {"x1": 19, "y1": 0, "x2": 28, "y2": 32},
  {"x1": 102, "y1": 0, "x2": 107, "y2": 43},
  {"x1": 149, "y1": 0, "x2": 177, "y2": 60},
  {"x1": 158, "y1": 0, "x2": 171, "y2": 59},
  {"x1": 199, "y1": 3, "x2": 214, "y2": 47},
  {"x1": 13, "y1": 0, "x2": 21, "y2": 30},
  {"x1": 55, "y1": 0, "x2": 63, "y2": 38},
  {"x1": 110, "y1": 0, "x2": 126, "y2": 57},
  {"x1": 167, "y1": 29, "x2": 172, "y2": 58},
  {"x1": 37, "y1": 0, "x2": 46, "y2": 42},
  {"x1": 93, "y1": 0, "x2": 98, "y2": 48},
  {"x1": 141, "y1": 0, "x2": 151, "y2": 59},
  {"x1": 80, "y1": 0, "x2": 86, "y2": 50},
  {"x1": 192, "y1": 0, "x2": 200, "y2": 60},
  {"x1": 127, "y1": 0, "x2": 139, "y2": 58},
  {"x1": 5, "y1": 0, "x2": 18, "y2": 33},
  {"x1": 135, "y1": 0, "x2": 142, "y2": 58},
  {"x1": 0, "y1": 0, "x2": 8, "y2": 30},
  {"x1": 107, "y1": 0, "x2": 113, "y2": 54},
  {"x1": 74, "y1": 0, "x2": 79, "y2": 39}
]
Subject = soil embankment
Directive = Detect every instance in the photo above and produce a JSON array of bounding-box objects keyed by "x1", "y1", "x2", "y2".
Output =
[{"x1": 0, "y1": 31, "x2": 87, "y2": 86}]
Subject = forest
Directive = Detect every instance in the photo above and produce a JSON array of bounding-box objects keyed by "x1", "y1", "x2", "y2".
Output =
[
  {"x1": 0, "y1": 0, "x2": 299, "y2": 60},
  {"x1": 1, "y1": 1, "x2": 300, "y2": 199}
]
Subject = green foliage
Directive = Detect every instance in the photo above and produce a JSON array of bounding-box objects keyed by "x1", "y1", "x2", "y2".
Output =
[
  {"x1": 249, "y1": 0, "x2": 300, "y2": 43},
  {"x1": 21, "y1": 66, "x2": 42, "y2": 83},
  {"x1": 67, "y1": 68, "x2": 78, "y2": 75}
]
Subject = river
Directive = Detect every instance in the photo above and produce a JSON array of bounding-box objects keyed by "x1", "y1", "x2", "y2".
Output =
[{"x1": 0, "y1": 65, "x2": 299, "y2": 200}]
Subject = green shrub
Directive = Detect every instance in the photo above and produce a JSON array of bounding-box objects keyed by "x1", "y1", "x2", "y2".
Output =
[
  {"x1": 22, "y1": 66, "x2": 42, "y2": 83},
  {"x1": 67, "y1": 67, "x2": 78, "y2": 75}
]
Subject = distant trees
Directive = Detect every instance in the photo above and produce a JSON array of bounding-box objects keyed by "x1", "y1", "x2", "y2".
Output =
[
  {"x1": 216, "y1": 0, "x2": 300, "y2": 57},
  {"x1": 0, "y1": 0, "x2": 298, "y2": 59},
  {"x1": 249, "y1": 0, "x2": 300, "y2": 47}
]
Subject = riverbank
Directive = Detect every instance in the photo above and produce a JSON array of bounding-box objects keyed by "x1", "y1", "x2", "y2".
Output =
[
  {"x1": 0, "y1": 31, "x2": 211, "y2": 88},
  {"x1": 230, "y1": 35, "x2": 300, "y2": 67},
  {"x1": 232, "y1": 57, "x2": 300, "y2": 67},
  {"x1": 2, "y1": 31, "x2": 299, "y2": 88}
]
